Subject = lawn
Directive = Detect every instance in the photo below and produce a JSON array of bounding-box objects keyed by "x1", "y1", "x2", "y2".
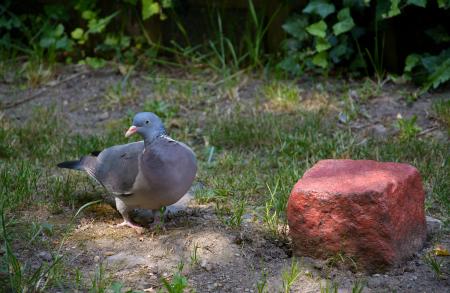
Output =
[{"x1": 0, "y1": 64, "x2": 449, "y2": 292}]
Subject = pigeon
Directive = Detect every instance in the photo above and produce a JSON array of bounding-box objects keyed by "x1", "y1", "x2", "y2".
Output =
[{"x1": 57, "y1": 112, "x2": 197, "y2": 230}]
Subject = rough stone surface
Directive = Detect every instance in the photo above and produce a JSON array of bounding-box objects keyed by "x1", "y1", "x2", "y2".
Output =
[
  {"x1": 287, "y1": 159, "x2": 427, "y2": 272},
  {"x1": 426, "y1": 216, "x2": 443, "y2": 236}
]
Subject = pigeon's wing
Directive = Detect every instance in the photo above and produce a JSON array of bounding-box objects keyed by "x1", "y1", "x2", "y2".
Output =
[{"x1": 92, "y1": 141, "x2": 145, "y2": 195}]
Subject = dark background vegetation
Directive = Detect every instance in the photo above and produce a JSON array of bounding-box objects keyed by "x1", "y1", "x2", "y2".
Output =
[{"x1": 1, "y1": 0, "x2": 449, "y2": 89}]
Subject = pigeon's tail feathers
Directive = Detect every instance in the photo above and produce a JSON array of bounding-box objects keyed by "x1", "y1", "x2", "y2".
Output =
[
  {"x1": 57, "y1": 160, "x2": 83, "y2": 170},
  {"x1": 57, "y1": 156, "x2": 97, "y2": 171}
]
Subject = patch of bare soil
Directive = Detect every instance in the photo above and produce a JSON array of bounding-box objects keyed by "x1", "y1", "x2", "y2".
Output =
[
  {"x1": 15, "y1": 196, "x2": 450, "y2": 292},
  {"x1": 2, "y1": 65, "x2": 449, "y2": 292}
]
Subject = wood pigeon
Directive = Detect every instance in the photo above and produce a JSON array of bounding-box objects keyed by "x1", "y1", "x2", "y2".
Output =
[{"x1": 57, "y1": 112, "x2": 197, "y2": 230}]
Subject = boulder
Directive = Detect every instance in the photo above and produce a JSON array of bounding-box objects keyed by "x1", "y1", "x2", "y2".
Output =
[{"x1": 287, "y1": 159, "x2": 426, "y2": 272}]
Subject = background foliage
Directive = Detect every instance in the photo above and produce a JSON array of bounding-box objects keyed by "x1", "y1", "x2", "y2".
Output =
[{"x1": 0, "y1": 0, "x2": 449, "y2": 90}]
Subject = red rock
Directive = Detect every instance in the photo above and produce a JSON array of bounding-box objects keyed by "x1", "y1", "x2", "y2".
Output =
[{"x1": 287, "y1": 159, "x2": 426, "y2": 272}]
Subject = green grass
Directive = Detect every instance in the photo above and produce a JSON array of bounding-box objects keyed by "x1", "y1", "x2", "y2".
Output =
[
  {"x1": 432, "y1": 99, "x2": 450, "y2": 135},
  {"x1": 0, "y1": 74, "x2": 449, "y2": 290}
]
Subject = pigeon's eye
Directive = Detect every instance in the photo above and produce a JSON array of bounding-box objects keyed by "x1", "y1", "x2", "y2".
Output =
[{"x1": 145, "y1": 120, "x2": 150, "y2": 125}]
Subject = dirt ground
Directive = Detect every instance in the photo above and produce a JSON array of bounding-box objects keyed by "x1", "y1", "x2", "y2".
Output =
[{"x1": 2, "y1": 65, "x2": 449, "y2": 292}]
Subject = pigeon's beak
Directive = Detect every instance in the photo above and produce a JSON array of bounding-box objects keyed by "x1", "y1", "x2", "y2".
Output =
[{"x1": 125, "y1": 125, "x2": 138, "y2": 138}]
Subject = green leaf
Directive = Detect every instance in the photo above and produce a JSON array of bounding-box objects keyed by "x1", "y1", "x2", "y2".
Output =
[
  {"x1": 55, "y1": 37, "x2": 71, "y2": 50},
  {"x1": 71, "y1": 28, "x2": 84, "y2": 40},
  {"x1": 330, "y1": 41, "x2": 350, "y2": 63},
  {"x1": 54, "y1": 24, "x2": 64, "y2": 37},
  {"x1": 282, "y1": 16, "x2": 309, "y2": 41},
  {"x1": 161, "y1": 0, "x2": 173, "y2": 8},
  {"x1": 81, "y1": 10, "x2": 96, "y2": 20},
  {"x1": 39, "y1": 37, "x2": 55, "y2": 48},
  {"x1": 315, "y1": 37, "x2": 331, "y2": 52},
  {"x1": 85, "y1": 57, "x2": 106, "y2": 69},
  {"x1": 424, "y1": 55, "x2": 450, "y2": 90},
  {"x1": 142, "y1": 0, "x2": 161, "y2": 20},
  {"x1": 404, "y1": 54, "x2": 420, "y2": 72},
  {"x1": 88, "y1": 11, "x2": 119, "y2": 33},
  {"x1": 303, "y1": 0, "x2": 336, "y2": 18},
  {"x1": 426, "y1": 25, "x2": 450, "y2": 43},
  {"x1": 382, "y1": 0, "x2": 401, "y2": 18},
  {"x1": 332, "y1": 8, "x2": 355, "y2": 36},
  {"x1": 312, "y1": 51, "x2": 328, "y2": 68},
  {"x1": 437, "y1": 0, "x2": 450, "y2": 8},
  {"x1": 306, "y1": 20, "x2": 327, "y2": 38},
  {"x1": 407, "y1": 0, "x2": 427, "y2": 7}
]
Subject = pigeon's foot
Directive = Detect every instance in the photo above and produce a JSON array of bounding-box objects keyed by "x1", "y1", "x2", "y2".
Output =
[{"x1": 114, "y1": 220, "x2": 145, "y2": 234}]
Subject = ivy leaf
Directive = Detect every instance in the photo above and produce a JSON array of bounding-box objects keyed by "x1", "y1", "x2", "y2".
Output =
[
  {"x1": 81, "y1": 10, "x2": 96, "y2": 20},
  {"x1": 437, "y1": 0, "x2": 450, "y2": 8},
  {"x1": 312, "y1": 51, "x2": 328, "y2": 68},
  {"x1": 303, "y1": 0, "x2": 336, "y2": 18},
  {"x1": 306, "y1": 20, "x2": 327, "y2": 38},
  {"x1": 39, "y1": 37, "x2": 55, "y2": 48},
  {"x1": 85, "y1": 57, "x2": 106, "y2": 69},
  {"x1": 426, "y1": 25, "x2": 450, "y2": 44},
  {"x1": 142, "y1": 0, "x2": 161, "y2": 20},
  {"x1": 381, "y1": 0, "x2": 401, "y2": 19},
  {"x1": 315, "y1": 37, "x2": 331, "y2": 52},
  {"x1": 88, "y1": 11, "x2": 119, "y2": 33},
  {"x1": 404, "y1": 54, "x2": 421, "y2": 72},
  {"x1": 425, "y1": 58, "x2": 450, "y2": 90},
  {"x1": 161, "y1": 0, "x2": 173, "y2": 8},
  {"x1": 332, "y1": 8, "x2": 355, "y2": 36},
  {"x1": 407, "y1": 0, "x2": 427, "y2": 7},
  {"x1": 71, "y1": 28, "x2": 84, "y2": 40},
  {"x1": 54, "y1": 24, "x2": 64, "y2": 37},
  {"x1": 282, "y1": 16, "x2": 309, "y2": 41}
]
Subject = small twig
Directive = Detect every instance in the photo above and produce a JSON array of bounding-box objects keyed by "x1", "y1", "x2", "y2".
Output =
[
  {"x1": 1, "y1": 70, "x2": 88, "y2": 110},
  {"x1": 418, "y1": 126, "x2": 438, "y2": 137}
]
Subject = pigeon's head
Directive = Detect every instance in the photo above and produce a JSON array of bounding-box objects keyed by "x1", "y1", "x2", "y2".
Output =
[{"x1": 125, "y1": 112, "x2": 166, "y2": 141}]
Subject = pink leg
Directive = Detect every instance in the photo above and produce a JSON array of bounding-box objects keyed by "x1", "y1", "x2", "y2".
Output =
[{"x1": 114, "y1": 220, "x2": 145, "y2": 234}]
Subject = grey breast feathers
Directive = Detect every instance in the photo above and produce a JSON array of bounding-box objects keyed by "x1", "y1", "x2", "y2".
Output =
[
  {"x1": 92, "y1": 141, "x2": 144, "y2": 194},
  {"x1": 140, "y1": 136, "x2": 197, "y2": 196}
]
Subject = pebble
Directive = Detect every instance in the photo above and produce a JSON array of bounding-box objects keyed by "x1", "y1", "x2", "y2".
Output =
[
  {"x1": 98, "y1": 112, "x2": 109, "y2": 120},
  {"x1": 426, "y1": 216, "x2": 443, "y2": 235},
  {"x1": 93, "y1": 255, "x2": 100, "y2": 262},
  {"x1": 38, "y1": 251, "x2": 52, "y2": 262},
  {"x1": 404, "y1": 266, "x2": 415, "y2": 273},
  {"x1": 200, "y1": 260, "x2": 213, "y2": 271}
]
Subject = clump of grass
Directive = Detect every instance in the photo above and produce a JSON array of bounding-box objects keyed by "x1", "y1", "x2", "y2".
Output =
[
  {"x1": 160, "y1": 262, "x2": 189, "y2": 293},
  {"x1": 320, "y1": 280, "x2": 338, "y2": 293},
  {"x1": 423, "y1": 252, "x2": 445, "y2": 279},
  {"x1": 21, "y1": 60, "x2": 54, "y2": 88},
  {"x1": 395, "y1": 114, "x2": 422, "y2": 141},
  {"x1": 325, "y1": 252, "x2": 358, "y2": 272},
  {"x1": 208, "y1": 112, "x2": 283, "y2": 149},
  {"x1": 432, "y1": 99, "x2": 450, "y2": 133},
  {"x1": 143, "y1": 99, "x2": 179, "y2": 120},
  {"x1": 262, "y1": 81, "x2": 300, "y2": 111},
  {"x1": 263, "y1": 181, "x2": 288, "y2": 239},
  {"x1": 0, "y1": 161, "x2": 40, "y2": 210},
  {"x1": 103, "y1": 81, "x2": 140, "y2": 108},
  {"x1": 256, "y1": 271, "x2": 268, "y2": 293},
  {"x1": 190, "y1": 243, "x2": 200, "y2": 267},
  {"x1": 281, "y1": 258, "x2": 301, "y2": 293},
  {"x1": 351, "y1": 279, "x2": 366, "y2": 293},
  {"x1": 214, "y1": 198, "x2": 247, "y2": 228},
  {"x1": 88, "y1": 263, "x2": 112, "y2": 293}
]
